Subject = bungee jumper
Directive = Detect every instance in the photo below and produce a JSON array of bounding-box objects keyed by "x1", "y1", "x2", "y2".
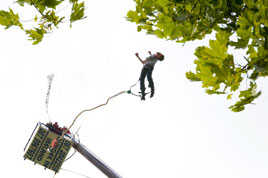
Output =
[{"x1": 135, "y1": 51, "x2": 165, "y2": 100}]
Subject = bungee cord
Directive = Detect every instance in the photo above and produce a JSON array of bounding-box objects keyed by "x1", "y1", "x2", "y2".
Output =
[
  {"x1": 58, "y1": 90, "x2": 127, "y2": 140},
  {"x1": 57, "y1": 80, "x2": 142, "y2": 141}
]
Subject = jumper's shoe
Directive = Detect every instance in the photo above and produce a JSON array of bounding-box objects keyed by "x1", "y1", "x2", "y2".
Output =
[
  {"x1": 150, "y1": 90, "x2": 155, "y2": 98},
  {"x1": 140, "y1": 91, "x2": 146, "y2": 101}
]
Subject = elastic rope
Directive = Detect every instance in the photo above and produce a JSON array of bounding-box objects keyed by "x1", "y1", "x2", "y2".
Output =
[
  {"x1": 59, "y1": 90, "x2": 127, "y2": 140},
  {"x1": 127, "y1": 79, "x2": 143, "y2": 97},
  {"x1": 58, "y1": 80, "x2": 142, "y2": 140},
  {"x1": 129, "y1": 79, "x2": 139, "y2": 91}
]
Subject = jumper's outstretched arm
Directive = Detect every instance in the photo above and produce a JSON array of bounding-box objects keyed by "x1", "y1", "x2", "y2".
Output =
[{"x1": 135, "y1": 52, "x2": 145, "y2": 64}]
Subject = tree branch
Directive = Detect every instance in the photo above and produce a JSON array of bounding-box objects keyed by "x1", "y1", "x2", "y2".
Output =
[{"x1": 31, "y1": 0, "x2": 46, "y2": 18}]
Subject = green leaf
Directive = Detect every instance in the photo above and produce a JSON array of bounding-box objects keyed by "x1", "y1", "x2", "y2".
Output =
[
  {"x1": 142, "y1": 0, "x2": 153, "y2": 8},
  {"x1": 158, "y1": 0, "x2": 169, "y2": 7},
  {"x1": 208, "y1": 31, "x2": 229, "y2": 59},
  {"x1": 43, "y1": 0, "x2": 63, "y2": 9},
  {"x1": 69, "y1": 0, "x2": 78, "y2": 3},
  {"x1": 191, "y1": 31, "x2": 233, "y2": 89},
  {"x1": 25, "y1": 28, "x2": 45, "y2": 45},
  {"x1": 156, "y1": 14, "x2": 175, "y2": 38},
  {"x1": 229, "y1": 38, "x2": 249, "y2": 49},
  {"x1": 127, "y1": 10, "x2": 141, "y2": 24},
  {"x1": 154, "y1": 29, "x2": 164, "y2": 38},
  {"x1": 70, "y1": 1, "x2": 86, "y2": 26},
  {"x1": 16, "y1": 0, "x2": 31, "y2": 6},
  {"x1": 0, "y1": 9, "x2": 23, "y2": 30},
  {"x1": 205, "y1": 89, "x2": 225, "y2": 95},
  {"x1": 157, "y1": 0, "x2": 170, "y2": 13},
  {"x1": 229, "y1": 82, "x2": 261, "y2": 112},
  {"x1": 34, "y1": 15, "x2": 38, "y2": 22},
  {"x1": 31, "y1": 0, "x2": 63, "y2": 12},
  {"x1": 185, "y1": 71, "x2": 201, "y2": 81},
  {"x1": 227, "y1": 94, "x2": 232, "y2": 100}
]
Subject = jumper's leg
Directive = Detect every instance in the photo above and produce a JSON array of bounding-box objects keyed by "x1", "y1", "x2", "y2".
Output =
[
  {"x1": 139, "y1": 68, "x2": 148, "y2": 100},
  {"x1": 147, "y1": 69, "x2": 155, "y2": 98}
]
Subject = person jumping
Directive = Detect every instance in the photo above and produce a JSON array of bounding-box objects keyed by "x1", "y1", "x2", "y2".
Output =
[{"x1": 135, "y1": 51, "x2": 165, "y2": 100}]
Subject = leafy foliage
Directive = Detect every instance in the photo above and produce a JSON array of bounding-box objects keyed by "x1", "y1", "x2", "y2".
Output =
[
  {"x1": 127, "y1": 0, "x2": 268, "y2": 112},
  {"x1": 0, "y1": 0, "x2": 86, "y2": 44},
  {"x1": 70, "y1": 1, "x2": 86, "y2": 27},
  {"x1": 0, "y1": 8, "x2": 23, "y2": 30},
  {"x1": 25, "y1": 28, "x2": 45, "y2": 45}
]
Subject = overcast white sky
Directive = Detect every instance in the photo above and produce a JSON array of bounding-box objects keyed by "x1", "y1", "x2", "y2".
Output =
[{"x1": 1, "y1": 1, "x2": 268, "y2": 178}]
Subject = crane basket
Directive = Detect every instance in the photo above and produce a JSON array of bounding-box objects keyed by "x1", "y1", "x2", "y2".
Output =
[{"x1": 23, "y1": 122, "x2": 72, "y2": 173}]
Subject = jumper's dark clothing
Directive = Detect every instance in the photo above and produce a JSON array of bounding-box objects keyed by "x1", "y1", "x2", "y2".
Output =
[
  {"x1": 140, "y1": 67, "x2": 154, "y2": 93},
  {"x1": 139, "y1": 55, "x2": 158, "y2": 93}
]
